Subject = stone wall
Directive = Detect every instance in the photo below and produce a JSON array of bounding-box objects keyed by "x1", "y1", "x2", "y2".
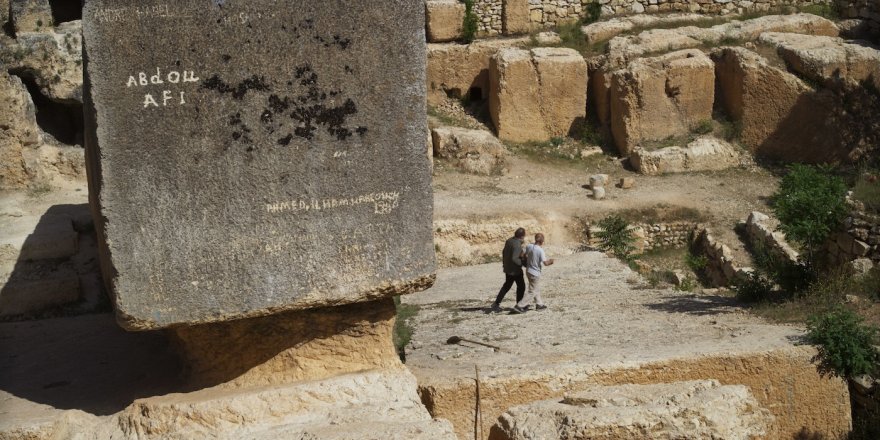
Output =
[
  {"x1": 838, "y1": 0, "x2": 880, "y2": 40},
  {"x1": 691, "y1": 227, "x2": 751, "y2": 286},
  {"x1": 825, "y1": 204, "x2": 880, "y2": 267},
  {"x1": 587, "y1": 221, "x2": 697, "y2": 252},
  {"x1": 463, "y1": 0, "x2": 836, "y2": 37}
]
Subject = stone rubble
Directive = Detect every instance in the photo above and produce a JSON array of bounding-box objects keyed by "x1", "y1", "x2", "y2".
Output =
[
  {"x1": 630, "y1": 136, "x2": 740, "y2": 175},
  {"x1": 432, "y1": 126, "x2": 509, "y2": 175}
]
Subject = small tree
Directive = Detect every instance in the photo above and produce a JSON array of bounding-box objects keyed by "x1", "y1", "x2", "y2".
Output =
[
  {"x1": 595, "y1": 215, "x2": 636, "y2": 260},
  {"x1": 772, "y1": 164, "x2": 847, "y2": 267},
  {"x1": 460, "y1": 0, "x2": 479, "y2": 43},
  {"x1": 807, "y1": 307, "x2": 880, "y2": 379}
]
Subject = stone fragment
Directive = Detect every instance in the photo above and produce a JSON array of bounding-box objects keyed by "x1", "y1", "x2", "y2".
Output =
[
  {"x1": 722, "y1": 12, "x2": 839, "y2": 40},
  {"x1": 431, "y1": 126, "x2": 508, "y2": 175},
  {"x1": 427, "y1": 37, "x2": 529, "y2": 104},
  {"x1": 10, "y1": 0, "x2": 52, "y2": 34},
  {"x1": 489, "y1": 47, "x2": 588, "y2": 143},
  {"x1": 589, "y1": 174, "x2": 609, "y2": 188},
  {"x1": 847, "y1": 258, "x2": 874, "y2": 276},
  {"x1": 83, "y1": 0, "x2": 435, "y2": 329},
  {"x1": 618, "y1": 177, "x2": 635, "y2": 189},
  {"x1": 502, "y1": 0, "x2": 530, "y2": 35},
  {"x1": 534, "y1": 31, "x2": 561, "y2": 45},
  {"x1": 425, "y1": 0, "x2": 465, "y2": 43},
  {"x1": 592, "y1": 186, "x2": 606, "y2": 200},
  {"x1": 630, "y1": 136, "x2": 740, "y2": 175},
  {"x1": 583, "y1": 19, "x2": 635, "y2": 44},
  {"x1": 609, "y1": 49, "x2": 714, "y2": 156},
  {"x1": 0, "y1": 70, "x2": 42, "y2": 189},
  {"x1": 712, "y1": 47, "x2": 842, "y2": 163},
  {"x1": 759, "y1": 32, "x2": 880, "y2": 89},
  {"x1": 490, "y1": 380, "x2": 772, "y2": 440}
]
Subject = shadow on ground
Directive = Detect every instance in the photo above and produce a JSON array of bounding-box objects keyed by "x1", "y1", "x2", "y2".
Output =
[
  {"x1": 644, "y1": 294, "x2": 742, "y2": 316},
  {"x1": 0, "y1": 313, "x2": 182, "y2": 416}
]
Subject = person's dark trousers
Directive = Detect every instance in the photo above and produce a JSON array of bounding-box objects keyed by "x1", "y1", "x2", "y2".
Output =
[{"x1": 494, "y1": 270, "x2": 526, "y2": 304}]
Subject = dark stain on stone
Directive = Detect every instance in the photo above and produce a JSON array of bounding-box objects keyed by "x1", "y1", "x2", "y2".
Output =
[
  {"x1": 277, "y1": 134, "x2": 293, "y2": 146},
  {"x1": 202, "y1": 75, "x2": 271, "y2": 100},
  {"x1": 221, "y1": 54, "x2": 232, "y2": 63}
]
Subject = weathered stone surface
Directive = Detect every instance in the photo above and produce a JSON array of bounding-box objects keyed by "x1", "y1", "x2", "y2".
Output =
[
  {"x1": 426, "y1": 0, "x2": 464, "y2": 43},
  {"x1": 582, "y1": 13, "x2": 706, "y2": 45},
  {"x1": 10, "y1": 0, "x2": 52, "y2": 34},
  {"x1": 431, "y1": 126, "x2": 507, "y2": 175},
  {"x1": 0, "y1": 0, "x2": 9, "y2": 30},
  {"x1": 502, "y1": 0, "x2": 530, "y2": 35},
  {"x1": 759, "y1": 32, "x2": 880, "y2": 88},
  {"x1": 0, "y1": 70, "x2": 41, "y2": 189},
  {"x1": 427, "y1": 37, "x2": 529, "y2": 104},
  {"x1": 533, "y1": 31, "x2": 560, "y2": 45},
  {"x1": 489, "y1": 47, "x2": 587, "y2": 143},
  {"x1": 604, "y1": 13, "x2": 839, "y2": 69},
  {"x1": 712, "y1": 47, "x2": 843, "y2": 163},
  {"x1": 83, "y1": 0, "x2": 435, "y2": 329},
  {"x1": 489, "y1": 380, "x2": 773, "y2": 440},
  {"x1": 404, "y1": 252, "x2": 851, "y2": 440},
  {"x1": 0, "y1": 266, "x2": 80, "y2": 317},
  {"x1": 609, "y1": 49, "x2": 714, "y2": 156},
  {"x1": 1, "y1": 20, "x2": 84, "y2": 104},
  {"x1": 630, "y1": 136, "x2": 740, "y2": 175},
  {"x1": 171, "y1": 299, "x2": 402, "y2": 388}
]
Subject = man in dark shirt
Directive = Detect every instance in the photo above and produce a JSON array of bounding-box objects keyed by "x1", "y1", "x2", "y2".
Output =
[{"x1": 490, "y1": 228, "x2": 526, "y2": 312}]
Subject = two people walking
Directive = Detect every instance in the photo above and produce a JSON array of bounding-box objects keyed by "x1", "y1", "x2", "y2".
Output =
[{"x1": 491, "y1": 228, "x2": 554, "y2": 314}]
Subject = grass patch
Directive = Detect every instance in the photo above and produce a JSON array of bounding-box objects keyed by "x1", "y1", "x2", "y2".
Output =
[
  {"x1": 612, "y1": 203, "x2": 707, "y2": 224},
  {"x1": 393, "y1": 296, "x2": 420, "y2": 362},
  {"x1": 427, "y1": 104, "x2": 473, "y2": 129},
  {"x1": 852, "y1": 171, "x2": 880, "y2": 213},
  {"x1": 797, "y1": 3, "x2": 839, "y2": 20}
]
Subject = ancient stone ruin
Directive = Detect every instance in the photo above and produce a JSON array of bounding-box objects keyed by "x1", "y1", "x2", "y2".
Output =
[{"x1": 2, "y1": 0, "x2": 880, "y2": 439}]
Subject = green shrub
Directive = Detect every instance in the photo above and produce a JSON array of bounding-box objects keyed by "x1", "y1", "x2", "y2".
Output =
[
  {"x1": 693, "y1": 119, "x2": 713, "y2": 135},
  {"x1": 685, "y1": 252, "x2": 709, "y2": 271},
  {"x1": 460, "y1": 0, "x2": 479, "y2": 43},
  {"x1": 733, "y1": 271, "x2": 774, "y2": 303},
  {"x1": 584, "y1": 2, "x2": 602, "y2": 24},
  {"x1": 772, "y1": 164, "x2": 848, "y2": 266},
  {"x1": 806, "y1": 306, "x2": 880, "y2": 378},
  {"x1": 595, "y1": 215, "x2": 637, "y2": 260},
  {"x1": 392, "y1": 296, "x2": 420, "y2": 362},
  {"x1": 852, "y1": 171, "x2": 880, "y2": 213},
  {"x1": 798, "y1": 3, "x2": 839, "y2": 20},
  {"x1": 751, "y1": 243, "x2": 815, "y2": 294}
]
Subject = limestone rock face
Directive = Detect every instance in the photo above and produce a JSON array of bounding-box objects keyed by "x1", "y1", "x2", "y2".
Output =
[
  {"x1": 171, "y1": 299, "x2": 402, "y2": 389},
  {"x1": 426, "y1": 0, "x2": 464, "y2": 43},
  {"x1": 10, "y1": 0, "x2": 52, "y2": 34},
  {"x1": 427, "y1": 37, "x2": 529, "y2": 104},
  {"x1": 722, "y1": 12, "x2": 839, "y2": 41},
  {"x1": 502, "y1": 0, "x2": 530, "y2": 35},
  {"x1": 489, "y1": 47, "x2": 587, "y2": 143},
  {"x1": 759, "y1": 32, "x2": 880, "y2": 88},
  {"x1": 489, "y1": 380, "x2": 774, "y2": 440},
  {"x1": 712, "y1": 47, "x2": 843, "y2": 163},
  {"x1": 609, "y1": 49, "x2": 714, "y2": 156},
  {"x1": 431, "y1": 126, "x2": 507, "y2": 175},
  {"x1": 630, "y1": 137, "x2": 740, "y2": 175},
  {"x1": 0, "y1": 0, "x2": 9, "y2": 30},
  {"x1": 0, "y1": 71, "x2": 41, "y2": 189},
  {"x1": 83, "y1": 0, "x2": 435, "y2": 329},
  {"x1": 2, "y1": 21, "x2": 84, "y2": 104}
]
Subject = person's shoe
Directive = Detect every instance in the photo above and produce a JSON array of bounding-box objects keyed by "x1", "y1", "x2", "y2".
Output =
[
  {"x1": 490, "y1": 303, "x2": 502, "y2": 313},
  {"x1": 511, "y1": 305, "x2": 526, "y2": 314},
  {"x1": 522, "y1": 305, "x2": 532, "y2": 311},
  {"x1": 536, "y1": 305, "x2": 548, "y2": 311}
]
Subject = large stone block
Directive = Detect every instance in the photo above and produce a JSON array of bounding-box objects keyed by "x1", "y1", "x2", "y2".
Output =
[
  {"x1": 630, "y1": 136, "x2": 740, "y2": 175},
  {"x1": 490, "y1": 380, "x2": 773, "y2": 440},
  {"x1": 489, "y1": 47, "x2": 587, "y2": 143},
  {"x1": 712, "y1": 47, "x2": 843, "y2": 163},
  {"x1": 502, "y1": 0, "x2": 530, "y2": 35},
  {"x1": 0, "y1": 71, "x2": 41, "y2": 189},
  {"x1": 425, "y1": 0, "x2": 464, "y2": 43},
  {"x1": 82, "y1": 0, "x2": 435, "y2": 330},
  {"x1": 431, "y1": 126, "x2": 507, "y2": 175},
  {"x1": 759, "y1": 32, "x2": 880, "y2": 89},
  {"x1": 426, "y1": 37, "x2": 529, "y2": 105},
  {"x1": 609, "y1": 49, "x2": 714, "y2": 156}
]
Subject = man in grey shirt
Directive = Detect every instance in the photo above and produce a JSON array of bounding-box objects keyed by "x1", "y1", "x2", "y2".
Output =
[
  {"x1": 513, "y1": 233, "x2": 554, "y2": 314},
  {"x1": 490, "y1": 228, "x2": 526, "y2": 312}
]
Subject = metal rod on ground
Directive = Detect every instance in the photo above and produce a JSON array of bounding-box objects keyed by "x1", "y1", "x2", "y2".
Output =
[
  {"x1": 448, "y1": 336, "x2": 501, "y2": 352},
  {"x1": 474, "y1": 365, "x2": 482, "y2": 440}
]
